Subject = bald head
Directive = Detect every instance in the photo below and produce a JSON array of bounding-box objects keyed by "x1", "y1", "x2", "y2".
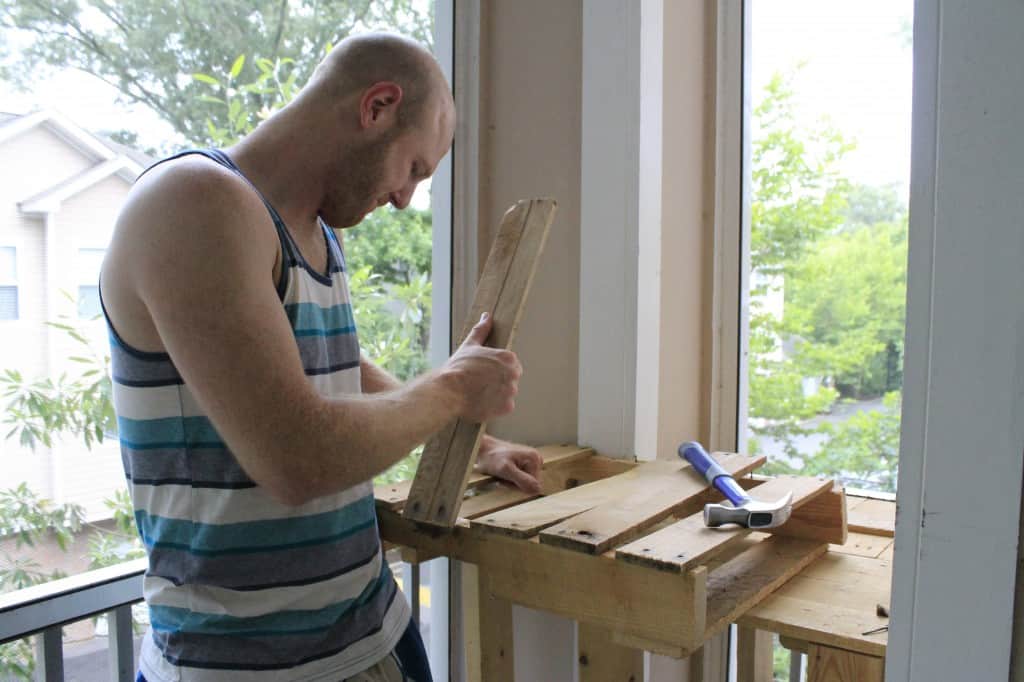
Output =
[{"x1": 308, "y1": 32, "x2": 451, "y2": 131}]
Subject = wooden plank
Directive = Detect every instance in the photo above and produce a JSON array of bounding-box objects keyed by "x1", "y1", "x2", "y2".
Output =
[
  {"x1": 739, "y1": 552, "x2": 891, "y2": 657},
  {"x1": 846, "y1": 498, "x2": 896, "y2": 537},
  {"x1": 459, "y1": 453, "x2": 634, "y2": 520},
  {"x1": 612, "y1": 631, "x2": 688, "y2": 659},
  {"x1": 376, "y1": 443, "x2": 593, "y2": 511},
  {"x1": 471, "y1": 459, "x2": 686, "y2": 538},
  {"x1": 378, "y1": 506, "x2": 708, "y2": 651},
  {"x1": 537, "y1": 453, "x2": 765, "y2": 554},
  {"x1": 478, "y1": 566, "x2": 515, "y2": 682},
  {"x1": 806, "y1": 644, "x2": 885, "y2": 682},
  {"x1": 577, "y1": 623, "x2": 644, "y2": 682},
  {"x1": 829, "y1": 532, "x2": 893, "y2": 559},
  {"x1": 703, "y1": 536, "x2": 828, "y2": 641},
  {"x1": 615, "y1": 476, "x2": 833, "y2": 572},
  {"x1": 483, "y1": 540, "x2": 707, "y2": 651},
  {"x1": 773, "y1": 482, "x2": 847, "y2": 545},
  {"x1": 737, "y1": 626, "x2": 774, "y2": 682},
  {"x1": 404, "y1": 199, "x2": 558, "y2": 527}
]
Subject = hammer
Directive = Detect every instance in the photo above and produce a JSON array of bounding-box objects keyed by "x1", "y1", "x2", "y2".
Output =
[{"x1": 679, "y1": 441, "x2": 794, "y2": 529}]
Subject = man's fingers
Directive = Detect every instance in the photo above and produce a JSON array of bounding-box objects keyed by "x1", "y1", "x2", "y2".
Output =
[
  {"x1": 503, "y1": 462, "x2": 542, "y2": 494},
  {"x1": 517, "y1": 450, "x2": 542, "y2": 477},
  {"x1": 463, "y1": 311, "x2": 493, "y2": 346}
]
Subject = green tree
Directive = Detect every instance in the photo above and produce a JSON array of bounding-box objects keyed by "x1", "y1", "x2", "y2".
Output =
[
  {"x1": 749, "y1": 72, "x2": 907, "y2": 491},
  {"x1": 0, "y1": 0, "x2": 433, "y2": 146}
]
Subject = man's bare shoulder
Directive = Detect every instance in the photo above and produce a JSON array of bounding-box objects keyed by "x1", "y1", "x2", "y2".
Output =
[
  {"x1": 120, "y1": 155, "x2": 273, "y2": 244},
  {"x1": 103, "y1": 154, "x2": 280, "y2": 351}
]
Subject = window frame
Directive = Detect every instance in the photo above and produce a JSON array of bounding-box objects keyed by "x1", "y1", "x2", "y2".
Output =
[{"x1": 0, "y1": 244, "x2": 20, "y2": 321}]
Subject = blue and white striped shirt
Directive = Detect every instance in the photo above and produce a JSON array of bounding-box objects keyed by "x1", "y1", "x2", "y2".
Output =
[{"x1": 103, "y1": 149, "x2": 409, "y2": 681}]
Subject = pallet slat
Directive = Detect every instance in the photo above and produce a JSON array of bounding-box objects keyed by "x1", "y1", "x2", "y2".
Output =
[
  {"x1": 471, "y1": 460, "x2": 686, "y2": 538},
  {"x1": 537, "y1": 454, "x2": 765, "y2": 554},
  {"x1": 403, "y1": 199, "x2": 558, "y2": 527},
  {"x1": 615, "y1": 476, "x2": 834, "y2": 572},
  {"x1": 376, "y1": 444, "x2": 592, "y2": 512}
]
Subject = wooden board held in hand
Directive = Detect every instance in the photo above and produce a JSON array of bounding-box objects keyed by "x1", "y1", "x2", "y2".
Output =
[{"x1": 403, "y1": 199, "x2": 558, "y2": 527}]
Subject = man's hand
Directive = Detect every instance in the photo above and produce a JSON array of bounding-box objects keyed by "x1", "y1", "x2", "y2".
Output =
[
  {"x1": 474, "y1": 435, "x2": 543, "y2": 494},
  {"x1": 441, "y1": 313, "x2": 522, "y2": 422}
]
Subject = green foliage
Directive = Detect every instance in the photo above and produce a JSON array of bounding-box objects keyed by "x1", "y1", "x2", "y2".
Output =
[
  {"x1": 1, "y1": 315, "x2": 114, "y2": 450},
  {"x1": 750, "y1": 72, "x2": 853, "y2": 278},
  {"x1": 87, "y1": 489, "x2": 146, "y2": 571},
  {"x1": 797, "y1": 393, "x2": 902, "y2": 490},
  {"x1": 193, "y1": 54, "x2": 302, "y2": 147},
  {"x1": 749, "y1": 71, "x2": 908, "y2": 492},
  {"x1": 347, "y1": 208, "x2": 433, "y2": 283},
  {"x1": 0, "y1": 638, "x2": 34, "y2": 679},
  {"x1": 0, "y1": 0, "x2": 434, "y2": 147}
]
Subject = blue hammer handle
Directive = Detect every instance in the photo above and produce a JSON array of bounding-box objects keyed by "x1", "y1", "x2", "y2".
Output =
[{"x1": 679, "y1": 441, "x2": 750, "y2": 507}]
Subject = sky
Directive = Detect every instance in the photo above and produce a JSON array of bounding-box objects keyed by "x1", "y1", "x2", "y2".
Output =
[{"x1": 751, "y1": 0, "x2": 915, "y2": 200}]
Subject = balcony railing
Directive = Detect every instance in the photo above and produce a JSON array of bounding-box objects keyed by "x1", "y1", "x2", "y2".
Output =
[
  {"x1": 0, "y1": 554, "x2": 427, "y2": 681},
  {"x1": 0, "y1": 558, "x2": 145, "y2": 681}
]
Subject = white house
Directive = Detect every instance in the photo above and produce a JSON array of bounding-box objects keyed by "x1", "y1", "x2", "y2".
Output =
[{"x1": 0, "y1": 110, "x2": 149, "y2": 521}]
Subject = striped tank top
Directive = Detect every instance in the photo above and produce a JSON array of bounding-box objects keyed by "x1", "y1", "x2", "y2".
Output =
[{"x1": 103, "y1": 149, "x2": 410, "y2": 681}]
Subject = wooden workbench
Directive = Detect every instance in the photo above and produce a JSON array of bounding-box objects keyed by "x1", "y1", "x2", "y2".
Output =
[
  {"x1": 738, "y1": 497, "x2": 894, "y2": 682},
  {"x1": 376, "y1": 446, "x2": 893, "y2": 681}
]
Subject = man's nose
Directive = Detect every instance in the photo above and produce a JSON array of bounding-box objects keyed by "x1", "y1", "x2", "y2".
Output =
[{"x1": 390, "y1": 183, "x2": 417, "y2": 210}]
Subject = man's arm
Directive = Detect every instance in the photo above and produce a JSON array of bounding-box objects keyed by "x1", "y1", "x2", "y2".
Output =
[
  {"x1": 103, "y1": 160, "x2": 521, "y2": 506},
  {"x1": 361, "y1": 353, "x2": 541, "y2": 493},
  {"x1": 360, "y1": 353, "x2": 403, "y2": 393}
]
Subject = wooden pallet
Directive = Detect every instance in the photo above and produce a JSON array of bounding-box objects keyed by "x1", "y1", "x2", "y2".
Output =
[{"x1": 375, "y1": 444, "x2": 847, "y2": 657}]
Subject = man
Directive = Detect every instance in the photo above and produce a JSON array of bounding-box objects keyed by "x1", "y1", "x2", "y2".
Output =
[{"x1": 100, "y1": 32, "x2": 542, "y2": 681}]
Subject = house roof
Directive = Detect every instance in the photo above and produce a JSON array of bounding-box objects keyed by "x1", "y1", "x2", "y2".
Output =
[{"x1": 0, "y1": 109, "x2": 154, "y2": 215}]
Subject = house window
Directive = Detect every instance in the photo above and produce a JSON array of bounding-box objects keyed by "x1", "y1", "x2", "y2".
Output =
[
  {"x1": 741, "y1": 2, "x2": 912, "y2": 493},
  {"x1": 0, "y1": 246, "x2": 17, "y2": 320},
  {"x1": 77, "y1": 247, "x2": 105, "y2": 319}
]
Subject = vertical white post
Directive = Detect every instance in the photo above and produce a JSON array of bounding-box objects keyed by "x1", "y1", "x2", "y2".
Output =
[{"x1": 888, "y1": 1, "x2": 1024, "y2": 679}]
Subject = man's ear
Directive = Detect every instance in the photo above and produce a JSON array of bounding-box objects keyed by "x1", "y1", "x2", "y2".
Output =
[{"x1": 359, "y1": 82, "x2": 404, "y2": 130}]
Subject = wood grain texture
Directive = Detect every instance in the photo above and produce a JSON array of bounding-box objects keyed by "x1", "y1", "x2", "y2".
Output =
[
  {"x1": 739, "y1": 552, "x2": 891, "y2": 657},
  {"x1": 737, "y1": 626, "x2": 774, "y2": 682},
  {"x1": 478, "y1": 567, "x2": 515, "y2": 682},
  {"x1": 772, "y1": 482, "x2": 848, "y2": 545},
  {"x1": 375, "y1": 444, "x2": 593, "y2": 511},
  {"x1": 471, "y1": 460, "x2": 685, "y2": 538},
  {"x1": 404, "y1": 199, "x2": 558, "y2": 527},
  {"x1": 577, "y1": 623, "x2": 644, "y2": 682},
  {"x1": 703, "y1": 536, "x2": 828, "y2": 641},
  {"x1": 806, "y1": 644, "x2": 884, "y2": 682},
  {"x1": 615, "y1": 476, "x2": 833, "y2": 572},
  {"x1": 845, "y1": 497, "x2": 896, "y2": 537},
  {"x1": 538, "y1": 453, "x2": 765, "y2": 554}
]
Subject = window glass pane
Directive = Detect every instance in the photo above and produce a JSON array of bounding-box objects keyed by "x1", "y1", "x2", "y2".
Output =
[
  {"x1": 0, "y1": 285, "x2": 17, "y2": 320},
  {"x1": 0, "y1": 246, "x2": 15, "y2": 281},
  {"x1": 745, "y1": 1, "x2": 912, "y2": 496},
  {"x1": 77, "y1": 285, "x2": 101, "y2": 319},
  {"x1": 1, "y1": 2, "x2": 449, "y2": 675},
  {"x1": 77, "y1": 248, "x2": 105, "y2": 285}
]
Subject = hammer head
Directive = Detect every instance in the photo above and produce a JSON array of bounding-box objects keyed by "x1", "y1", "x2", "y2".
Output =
[{"x1": 703, "y1": 492, "x2": 794, "y2": 529}]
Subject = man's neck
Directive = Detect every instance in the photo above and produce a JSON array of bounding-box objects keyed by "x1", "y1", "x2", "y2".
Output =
[{"x1": 226, "y1": 107, "x2": 335, "y2": 235}]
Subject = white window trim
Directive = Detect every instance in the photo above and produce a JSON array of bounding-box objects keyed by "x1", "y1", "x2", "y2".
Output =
[{"x1": 887, "y1": 1, "x2": 1024, "y2": 679}]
